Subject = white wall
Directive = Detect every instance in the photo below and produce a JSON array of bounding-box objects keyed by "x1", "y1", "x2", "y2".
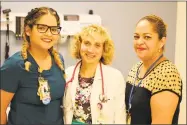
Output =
[
  {"x1": 1, "y1": 2, "x2": 178, "y2": 78},
  {"x1": 175, "y1": 2, "x2": 186, "y2": 124}
]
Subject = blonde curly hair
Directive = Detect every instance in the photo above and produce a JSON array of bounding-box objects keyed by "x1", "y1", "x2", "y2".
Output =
[
  {"x1": 21, "y1": 7, "x2": 65, "y2": 76},
  {"x1": 70, "y1": 24, "x2": 114, "y2": 65}
]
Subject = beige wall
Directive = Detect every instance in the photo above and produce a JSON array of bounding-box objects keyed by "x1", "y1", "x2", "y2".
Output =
[{"x1": 175, "y1": 2, "x2": 186, "y2": 124}]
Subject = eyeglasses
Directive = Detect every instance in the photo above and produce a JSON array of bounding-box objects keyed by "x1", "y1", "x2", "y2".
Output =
[{"x1": 34, "y1": 24, "x2": 61, "y2": 35}]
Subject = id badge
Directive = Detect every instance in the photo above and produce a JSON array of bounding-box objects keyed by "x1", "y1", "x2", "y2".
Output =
[
  {"x1": 97, "y1": 113, "x2": 105, "y2": 124},
  {"x1": 126, "y1": 112, "x2": 131, "y2": 124},
  {"x1": 37, "y1": 77, "x2": 51, "y2": 105},
  {"x1": 96, "y1": 105, "x2": 105, "y2": 124}
]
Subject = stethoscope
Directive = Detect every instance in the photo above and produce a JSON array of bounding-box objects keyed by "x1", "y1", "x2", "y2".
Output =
[{"x1": 65, "y1": 60, "x2": 109, "y2": 110}]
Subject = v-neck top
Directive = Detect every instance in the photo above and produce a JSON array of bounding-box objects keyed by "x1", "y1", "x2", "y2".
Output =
[{"x1": 1, "y1": 51, "x2": 66, "y2": 125}]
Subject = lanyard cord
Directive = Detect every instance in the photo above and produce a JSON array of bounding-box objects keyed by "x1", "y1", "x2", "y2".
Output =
[
  {"x1": 128, "y1": 54, "x2": 163, "y2": 111},
  {"x1": 38, "y1": 67, "x2": 43, "y2": 77}
]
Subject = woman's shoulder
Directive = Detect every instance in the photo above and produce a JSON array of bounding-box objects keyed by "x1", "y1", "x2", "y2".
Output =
[
  {"x1": 103, "y1": 64, "x2": 118, "y2": 72},
  {"x1": 1, "y1": 51, "x2": 24, "y2": 69},
  {"x1": 102, "y1": 65, "x2": 125, "y2": 89},
  {"x1": 102, "y1": 64, "x2": 124, "y2": 78},
  {"x1": 154, "y1": 60, "x2": 181, "y2": 76},
  {"x1": 150, "y1": 60, "x2": 182, "y2": 97},
  {"x1": 65, "y1": 65, "x2": 77, "y2": 73},
  {"x1": 65, "y1": 64, "x2": 80, "y2": 80}
]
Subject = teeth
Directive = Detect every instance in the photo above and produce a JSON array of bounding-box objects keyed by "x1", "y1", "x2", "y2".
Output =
[
  {"x1": 86, "y1": 54, "x2": 94, "y2": 58},
  {"x1": 42, "y1": 38, "x2": 51, "y2": 42}
]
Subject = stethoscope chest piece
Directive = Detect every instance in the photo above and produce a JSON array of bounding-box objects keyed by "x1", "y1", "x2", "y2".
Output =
[{"x1": 99, "y1": 94, "x2": 108, "y2": 103}]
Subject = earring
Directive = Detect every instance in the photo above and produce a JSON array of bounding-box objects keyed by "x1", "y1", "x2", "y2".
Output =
[{"x1": 158, "y1": 49, "x2": 161, "y2": 53}]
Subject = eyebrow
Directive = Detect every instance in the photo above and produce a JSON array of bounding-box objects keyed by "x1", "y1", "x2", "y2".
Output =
[
  {"x1": 95, "y1": 42, "x2": 102, "y2": 44},
  {"x1": 37, "y1": 24, "x2": 59, "y2": 27},
  {"x1": 134, "y1": 33, "x2": 152, "y2": 35}
]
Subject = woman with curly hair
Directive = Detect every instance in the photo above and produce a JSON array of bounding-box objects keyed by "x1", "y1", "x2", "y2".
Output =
[{"x1": 63, "y1": 24, "x2": 126, "y2": 124}]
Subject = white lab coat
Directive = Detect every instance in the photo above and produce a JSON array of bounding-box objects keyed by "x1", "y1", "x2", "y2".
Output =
[{"x1": 63, "y1": 62, "x2": 126, "y2": 124}]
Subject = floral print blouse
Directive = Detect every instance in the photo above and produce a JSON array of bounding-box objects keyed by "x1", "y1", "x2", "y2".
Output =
[{"x1": 73, "y1": 74, "x2": 94, "y2": 124}]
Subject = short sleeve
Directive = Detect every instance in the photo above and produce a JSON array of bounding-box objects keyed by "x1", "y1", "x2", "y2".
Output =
[
  {"x1": 0, "y1": 57, "x2": 21, "y2": 93},
  {"x1": 151, "y1": 61, "x2": 182, "y2": 98}
]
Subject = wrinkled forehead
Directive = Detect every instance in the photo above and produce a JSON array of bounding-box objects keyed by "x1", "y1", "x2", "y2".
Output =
[{"x1": 81, "y1": 31, "x2": 106, "y2": 44}]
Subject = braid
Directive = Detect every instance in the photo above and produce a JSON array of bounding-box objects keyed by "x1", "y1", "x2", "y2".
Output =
[
  {"x1": 21, "y1": 33, "x2": 31, "y2": 71},
  {"x1": 21, "y1": 8, "x2": 40, "y2": 72},
  {"x1": 24, "y1": 8, "x2": 40, "y2": 27},
  {"x1": 51, "y1": 48, "x2": 66, "y2": 78}
]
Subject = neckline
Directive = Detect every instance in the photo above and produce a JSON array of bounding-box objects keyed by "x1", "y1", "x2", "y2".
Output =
[
  {"x1": 137, "y1": 59, "x2": 169, "y2": 80},
  {"x1": 78, "y1": 62, "x2": 96, "y2": 79},
  {"x1": 78, "y1": 74, "x2": 94, "y2": 88},
  {"x1": 27, "y1": 51, "x2": 55, "y2": 73},
  {"x1": 78, "y1": 73, "x2": 95, "y2": 79}
]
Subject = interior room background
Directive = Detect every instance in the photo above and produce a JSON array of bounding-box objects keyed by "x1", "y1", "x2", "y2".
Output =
[{"x1": 1, "y1": 2, "x2": 186, "y2": 124}]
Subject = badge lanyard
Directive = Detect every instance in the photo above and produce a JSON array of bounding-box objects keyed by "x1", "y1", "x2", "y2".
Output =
[
  {"x1": 23, "y1": 52, "x2": 52, "y2": 105},
  {"x1": 126, "y1": 54, "x2": 163, "y2": 124}
]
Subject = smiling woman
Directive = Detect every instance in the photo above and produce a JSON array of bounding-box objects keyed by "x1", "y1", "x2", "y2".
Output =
[
  {"x1": 0, "y1": 7, "x2": 66, "y2": 125},
  {"x1": 125, "y1": 15, "x2": 183, "y2": 125},
  {"x1": 63, "y1": 24, "x2": 126, "y2": 124}
]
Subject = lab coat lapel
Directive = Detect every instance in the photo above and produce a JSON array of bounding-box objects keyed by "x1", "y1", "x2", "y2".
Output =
[
  {"x1": 90, "y1": 62, "x2": 103, "y2": 123},
  {"x1": 70, "y1": 62, "x2": 81, "y2": 109}
]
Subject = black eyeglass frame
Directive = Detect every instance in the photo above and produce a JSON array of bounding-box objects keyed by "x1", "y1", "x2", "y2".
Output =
[{"x1": 33, "y1": 24, "x2": 62, "y2": 35}]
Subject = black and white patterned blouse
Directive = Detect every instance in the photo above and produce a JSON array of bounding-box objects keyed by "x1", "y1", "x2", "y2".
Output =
[
  {"x1": 125, "y1": 60, "x2": 182, "y2": 124},
  {"x1": 73, "y1": 74, "x2": 94, "y2": 124}
]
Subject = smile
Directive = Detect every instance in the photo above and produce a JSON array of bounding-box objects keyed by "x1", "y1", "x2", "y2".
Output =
[
  {"x1": 137, "y1": 48, "x2": 146, "y2": 51},
  {"x1": 42, "y1": 38, "x2": 52, "y2": 43},
  {"x1": 86, "y1": 54, "x2": 95, "y2": 58}
]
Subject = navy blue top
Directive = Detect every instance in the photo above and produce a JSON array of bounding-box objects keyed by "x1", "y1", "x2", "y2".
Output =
[{"x1": 0, "y1": 51, "x2": 66, "y2": 125}]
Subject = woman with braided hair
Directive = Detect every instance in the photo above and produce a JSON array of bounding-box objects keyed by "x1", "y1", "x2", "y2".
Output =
[{"x1": 0, "y1": 7, "x2": 66, "y2": 125}]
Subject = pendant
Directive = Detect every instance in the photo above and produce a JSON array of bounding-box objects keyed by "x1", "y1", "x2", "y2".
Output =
[
  {"x1": 37, "y1": 76, "x2": 51, "y2": 105},
  {"x1": 126, "y1": 112, "x2": 131, "y2": 124},
  {"x1": 99, "y1": 94, "x2": 108, "y2": 103}
]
